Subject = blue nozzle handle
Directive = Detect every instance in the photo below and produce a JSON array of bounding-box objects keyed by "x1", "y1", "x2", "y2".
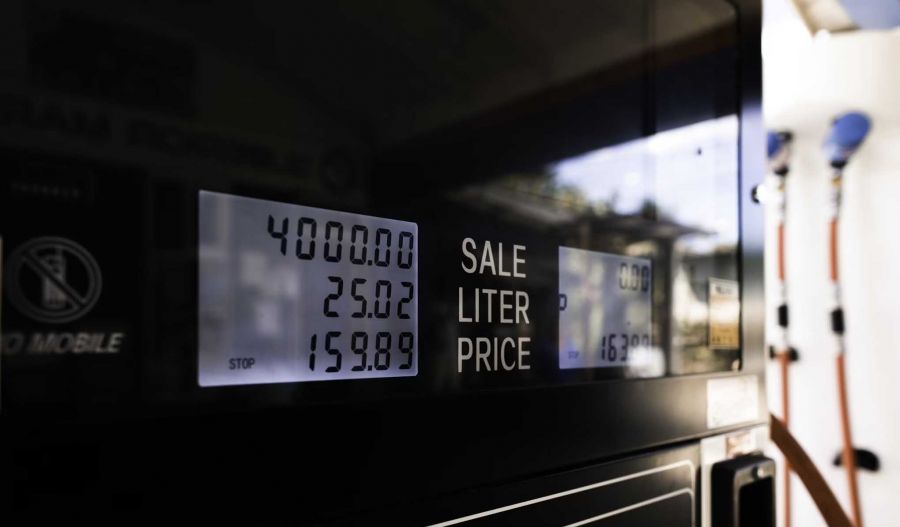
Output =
[
  {"x1": 825, "y1": 111, "x2": 871, "y2": 167},
  {"x1": 767, "y1": 131, "x2": 782, "y2": 160},
  {"x1": 768, "y1": 130, "x2": 793, "y2": 175},
  {"x1": 767, "y1": 130, "x2": 792, "y2": 160}
]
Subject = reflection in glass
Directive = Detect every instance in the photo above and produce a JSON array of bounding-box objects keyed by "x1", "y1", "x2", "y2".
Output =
[
  {"x1": 552, "y1": 116, "x2": 740, "y2": 375},
  {"x1": 550, "y1": 115, "x2": 740, "y2": 375},
  {"x1": 559, "y1": 247, "x2": 660, "y2": 376},
  {"x1": 449, "y1": 116, "x2": 740, "y2": 377}
]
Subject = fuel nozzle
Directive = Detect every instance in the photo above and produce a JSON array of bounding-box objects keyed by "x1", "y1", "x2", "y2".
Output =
[
  {"x1": 824, "y1": 112, "x2": 871, "y2": 169},
  {"x1": 767, "y1": 130, "x2": 793, "y2": 176}
]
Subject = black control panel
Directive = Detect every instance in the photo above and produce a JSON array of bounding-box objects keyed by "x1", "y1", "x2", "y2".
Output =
[{"x1": 0, "y1": 1, "x2": 765, "y2": 523}]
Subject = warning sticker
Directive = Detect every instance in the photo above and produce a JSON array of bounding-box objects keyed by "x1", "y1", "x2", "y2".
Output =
[
  {"x1": 708, "y1": 278, "x2": 740, "y2": 349},
  {"x1": 5, "y1": 237, "x2": 103, "y2": 324},
  {"x1": 707, "y1": 375, "x2": 758, "y2": 428}
]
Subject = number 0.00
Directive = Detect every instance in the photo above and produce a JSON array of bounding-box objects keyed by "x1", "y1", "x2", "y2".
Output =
[{"x1": 618, "y1": 263, "x2": 650, "y2": 292}]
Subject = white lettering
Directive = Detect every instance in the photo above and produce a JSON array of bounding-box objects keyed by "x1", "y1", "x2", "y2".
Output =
[
  {"x1": 482, "y1": 289, "x2": 496, "y2": 323},
  {"x1": 456, "y1": 336, "x2": 532, "y2": 373},
  {"x1": 518, "y1": 337, "x2": 531, "y2": 370},
  {"x1": 475, "y1": 288, "x2": 480, "y2": 322},
  {"x1": 461, "y1": 238, "x2": 478, "y2": 273},
  {"x1": 500, "y1": 290, "x2": 513, "y2": 323},
  {"x1": 458, "y1": 287, "x2": 472, "y2": 322},
  {"x1": 462, "y1": 240, "x2": 527, "y2": 278},
  {"x1": 107, "y1": 333, "x2": 124, "y2": 353},
  {"x1": 479, "y1": 243, "x2": 496, "y2": 275},
  {"x1": 456, "y1": 239, "x2": 531, "y2": 375},
  {"x1": 513, "y1": 245, "x2": 526, "y2": 278},
  {"x1": 74, "y1": 333, "x2": 91, "y2": 353},
  {"x1": 500, "y1": 337, "x2": 517, "y2": 370},
  {"x1": 24, "y1": 332, "x2": 125, "y2": 354},
  {"x1": 55, "y1": 333, "x2": 74, "y2": 352},
  {"x1": 30, "y1": 333, "x2": 52, "y2": 353},
  {"x1": 497, "y1": 244, "x2": 511, "y2": 277},
  {"x1": 457, "y1": 289, "x2": 530, "y2": 325},
  {"x1": 476, "y1": 337, "x2": 492, "y2": 372},
  {"x1": 516, "y1": 291, "x2": 530, "y2": 324},
  {"x1": 458, "y1": 338, "x2": 473, "y2": 372}
]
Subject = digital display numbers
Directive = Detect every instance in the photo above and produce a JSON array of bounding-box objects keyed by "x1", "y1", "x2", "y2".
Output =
[
  {"x1": 558, "y1": 247, "x2": 652, "y2": 369},
  {"x1": 198, "y1": 191, "x2": 417, "y2": 387},
  {"x1": 198, "y1": 192, "x2": 660, "y2": 386}
]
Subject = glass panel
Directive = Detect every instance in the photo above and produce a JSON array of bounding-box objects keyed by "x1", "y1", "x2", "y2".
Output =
[{"x1": 0, "y1": 0, "x2": 741, "y2": 408}]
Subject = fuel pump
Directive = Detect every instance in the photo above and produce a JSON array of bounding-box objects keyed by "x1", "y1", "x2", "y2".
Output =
[
  {"x1": 823, "y1": 111, "x2": 872, "y2": 527},
  {"x1": 767, "y1": 129, "x2": 796, "y2": 527},
  {"x1": 0, "y1": 1, "x2": 769, "y2": 524}
]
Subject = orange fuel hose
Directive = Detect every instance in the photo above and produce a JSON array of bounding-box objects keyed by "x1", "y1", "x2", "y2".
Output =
[
  {"x1": 778, "y1": 351, "x2": 792, "y2": 527},
  {"x1": 829, "y1": 219, "x2": 839, "y2": 282},
  {"x1": 836, "y1": 354, "x2": 862, "y2": 527},
  {"x1": 774, "y1": 173, "x2": 792, "y2": 526},
  {"x1": 830, "y1": 177, "x2": 862, "y2": 527},
  {"x1": 778, "y1": 223, "x2": 786, "y2": 281},
  {"x1": 771, "y1": 414, "x2": 853, "y2": 527}
]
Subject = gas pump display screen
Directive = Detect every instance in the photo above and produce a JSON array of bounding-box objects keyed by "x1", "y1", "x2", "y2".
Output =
[
  {"x1": 559, "y1": 248, "x2": 652, "y2": 370},
  {"x1": 198, "y1": 191, "x2": 418, "y2": 387}
]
